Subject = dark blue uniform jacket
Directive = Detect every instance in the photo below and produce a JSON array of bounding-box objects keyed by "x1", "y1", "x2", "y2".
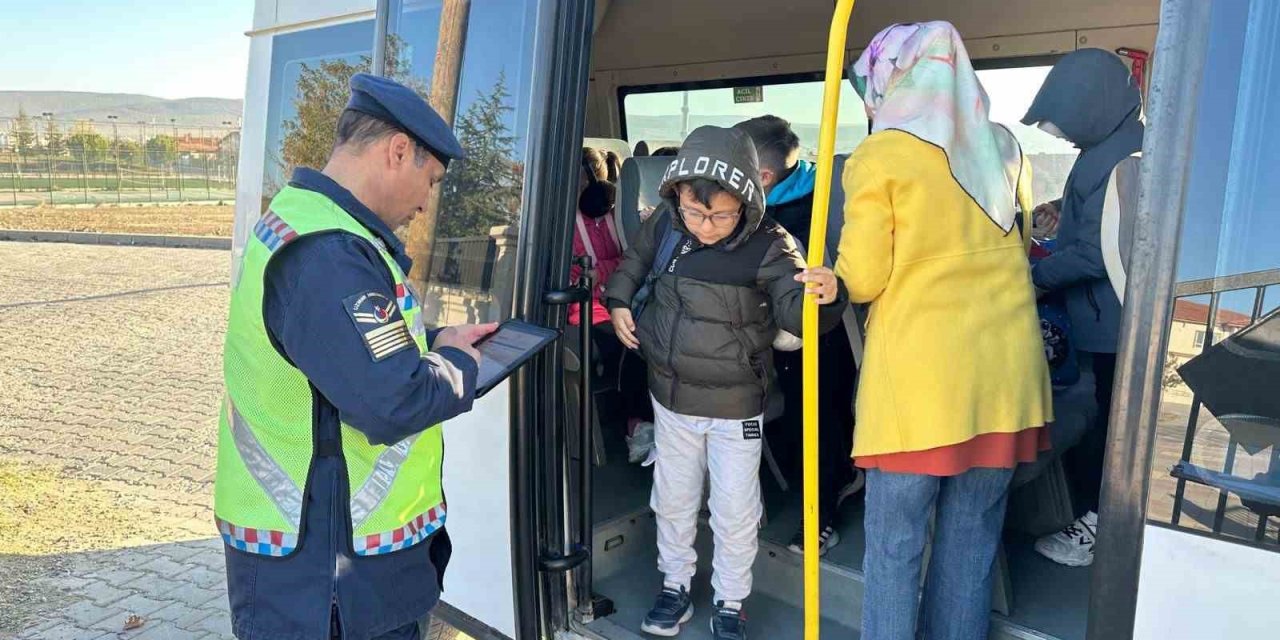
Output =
[{"x1": 224, "y1": 168, "x2": 478, "y2": 640}]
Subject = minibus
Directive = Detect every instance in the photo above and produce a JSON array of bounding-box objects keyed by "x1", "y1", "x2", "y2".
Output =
[{"x1": 235, "y1": 1, "x2": 1280, "y2": 637}]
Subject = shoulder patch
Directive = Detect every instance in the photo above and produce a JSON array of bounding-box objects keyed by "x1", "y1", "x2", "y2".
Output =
[{"x1": 343, "y1": 291, "x2": 414, "y2": 361}]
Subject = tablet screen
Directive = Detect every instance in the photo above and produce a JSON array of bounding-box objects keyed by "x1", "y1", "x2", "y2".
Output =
[{"x1": 474, "y1": 320, "x2": 559, "y2": 396}]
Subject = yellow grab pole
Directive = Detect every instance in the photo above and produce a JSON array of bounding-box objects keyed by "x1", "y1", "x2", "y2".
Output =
[{"x1": 803, "y1": 0, "x2": 856, "y2": 638}]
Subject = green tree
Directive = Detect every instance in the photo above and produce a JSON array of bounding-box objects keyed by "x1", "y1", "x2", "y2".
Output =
[
  {"x1": 277, "y1": 36, "x2": 421, "y2": 183},
  {"x1": 145, "y1": 135, "x2": 178, "y2": 166},
  {"x1": 279, "y1": 56, "x2": 369, "y2": 177},
  {"x1": 115, "y1": 140, "x2": 144, "y2": 166},
  {"x1": 44, "y1": 123, "x2": 65, "y2": 157},
  {"x1": 435, "y1": 73, "x2": 523, "y2": 239},
  {"x1": 13, "y1": 108, "x2": 36, "y2": 156},
  {"x1": 67, "y1": 132, "x2": 110, "y2": 163}
]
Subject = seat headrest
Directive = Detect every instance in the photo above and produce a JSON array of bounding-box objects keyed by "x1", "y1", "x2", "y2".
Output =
[
  {"x1": 618, "y1": 156, "x2": 675, "y2": 246},
  {"x1": 825, "y1": 154, "x2": 850, "y2": 261},
  {"x1": 1102, "y1": 154, "x2": 1142, "y2": 303}
]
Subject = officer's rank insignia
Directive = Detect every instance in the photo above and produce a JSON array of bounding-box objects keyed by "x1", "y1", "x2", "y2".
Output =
[{"x1": 344, "y1": 291, "x2": 413, "y2": 361}]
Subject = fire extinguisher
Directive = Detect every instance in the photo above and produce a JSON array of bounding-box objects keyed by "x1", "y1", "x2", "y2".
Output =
[{"x1": 1116, "y1": 47, "x2": 1150, "y2": 97}]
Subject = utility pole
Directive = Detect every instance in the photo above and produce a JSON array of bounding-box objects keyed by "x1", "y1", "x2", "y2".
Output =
[
  {"x1": 680, "y1": 91, "x2": 690, "y2": 140},
  {"x1": 42, "y1": 112, "x2": 55, "y2": 202},
  {"x1": 139, "y1": 121, "x2": 153, "y2": 203},
  {"x1": 405, "y1": 0, "x2": 471, "y2": 292},
  {"x1": 108, "y1": 115, "x2": 121, "y2": 203},
  {"x1": 171, "y1": 118, "x2": 182, "y2": 201}
]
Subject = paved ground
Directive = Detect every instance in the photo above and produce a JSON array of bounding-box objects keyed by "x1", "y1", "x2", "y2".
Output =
[{"x1": 0, "y1": 242, "x2": 231, "y2": 639}]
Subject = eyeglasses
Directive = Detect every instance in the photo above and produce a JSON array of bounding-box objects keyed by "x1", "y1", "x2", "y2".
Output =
[{"x1": 679, "y1": 206, "x2": 741, "y2": 228}]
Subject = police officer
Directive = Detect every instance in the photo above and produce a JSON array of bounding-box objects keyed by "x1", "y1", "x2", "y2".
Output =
[{"x1": 214, "y1": 73, "x2": 495, "y2": 640}]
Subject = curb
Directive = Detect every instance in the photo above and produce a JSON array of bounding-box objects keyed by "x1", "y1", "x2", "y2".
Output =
[{"x1": 0, "y1": 230, "x2": 231, "y2": 250}]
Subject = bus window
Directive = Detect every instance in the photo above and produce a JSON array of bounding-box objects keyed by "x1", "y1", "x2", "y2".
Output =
[
  {"x1": 261, "y1": 19, "x2": 375, "y2": 211},
  {"x1": 1148, "y1": 0, "x2": 1280, "y2": 549},
  {"x1": 620, "y1": 65, "x2": 1078, "y2": 207},
  {"x1": 382, "y1": 0, "x2": 540, "y2": 329},
  {"x1": 622, "y1": 78, "x2": 870, "y2": 159}
]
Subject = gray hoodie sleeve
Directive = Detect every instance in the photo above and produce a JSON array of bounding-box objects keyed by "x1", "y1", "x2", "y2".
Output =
[{"x1": 758, "y1": 228, "x2": 848, "y2": 337}]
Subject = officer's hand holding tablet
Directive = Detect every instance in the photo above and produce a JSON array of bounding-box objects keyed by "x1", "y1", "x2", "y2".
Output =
[{"x1": 434, "y1": 320, "x2": 559, "y2": 397}]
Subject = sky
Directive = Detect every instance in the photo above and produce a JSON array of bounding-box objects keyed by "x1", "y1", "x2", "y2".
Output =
[{"x1": 0, "y1": 0, "x2": 256, "y2": 100}]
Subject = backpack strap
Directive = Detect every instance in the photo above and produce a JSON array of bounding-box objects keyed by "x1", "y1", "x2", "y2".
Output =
[
  {"x1": 574, "y1": 213, "x2": 599, "y2": 266},
  {"x1": 649, "y1": 213, "x2": 682, "y2": 279}
]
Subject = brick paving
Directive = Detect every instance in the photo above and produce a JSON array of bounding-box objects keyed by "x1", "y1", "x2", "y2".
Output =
[{"x1": 0, "y1": 242, "x2": 231, "y2": 639}]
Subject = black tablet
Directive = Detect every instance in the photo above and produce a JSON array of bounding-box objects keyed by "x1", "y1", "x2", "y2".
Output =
[{"x1": 472, "y1": 320, "x2": 560, "y2": 398}]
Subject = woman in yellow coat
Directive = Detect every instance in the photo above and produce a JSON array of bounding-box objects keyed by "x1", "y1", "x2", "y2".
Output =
[{"x1": 836, "y1": 22, "x2": 1052, "y2": 640}]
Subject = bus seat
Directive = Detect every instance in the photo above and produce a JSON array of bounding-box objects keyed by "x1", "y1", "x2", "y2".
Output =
[
  {"x1": 824, "y1": 153, "x2": 868, "y2": 370},
  {"x1": 618, "y1": 156, "x2": 672, "y2": 248},
  {"x1": 1102, "y1": 154, "x2": 1142, "y2": 303}
]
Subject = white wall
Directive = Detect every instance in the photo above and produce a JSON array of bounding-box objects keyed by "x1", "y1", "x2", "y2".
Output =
[{"x1": 1135, "y1": 525, "x2": 1280, "y2": 639}]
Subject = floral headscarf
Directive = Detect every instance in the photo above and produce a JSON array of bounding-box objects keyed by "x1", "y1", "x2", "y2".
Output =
[{"x1": 852, "y1": 21, "x2": 1023, "y2": 232}]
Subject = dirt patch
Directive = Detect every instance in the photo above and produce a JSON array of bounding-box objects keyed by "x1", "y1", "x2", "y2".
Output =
[
  {"x1": 0, "y1": 204, "x2": 233, "y2": 237},
  {"x1": 0, "y1": 462, "x2": 174, "y2": 635}
]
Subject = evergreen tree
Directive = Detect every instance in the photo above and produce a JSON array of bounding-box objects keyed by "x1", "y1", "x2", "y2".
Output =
[
  {"x1": 13, "y1": 108, "x2": 36, "y2": 156},
  {"x1": 436, "y1": 73, "x2": 523, "y2": 239}
]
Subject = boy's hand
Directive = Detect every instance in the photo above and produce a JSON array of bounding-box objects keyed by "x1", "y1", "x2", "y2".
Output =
[
  {"x1": 795, "y1": 267, "x2": 840, "y2": 305},
  {"x1": 611, "y1": 308, "x2": 640, "y2": 350}
]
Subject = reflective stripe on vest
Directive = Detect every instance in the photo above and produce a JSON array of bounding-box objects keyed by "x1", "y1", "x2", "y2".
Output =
[{"x1": 215, "y1": 186, "x2": 446, "y2": 557}]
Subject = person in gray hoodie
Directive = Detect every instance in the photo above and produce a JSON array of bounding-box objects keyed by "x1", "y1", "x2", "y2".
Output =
[
  {"x1": 605, "y1": 125, "x2": 846, "y2": 639},
  {"x1": 1021, "y1": 48, "x2": 1144, "y2": 568}
]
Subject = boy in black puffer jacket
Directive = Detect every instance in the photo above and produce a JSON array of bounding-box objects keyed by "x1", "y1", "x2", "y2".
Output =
[{"x1": 605, "y1": 126, "x2": 847, "y2": 640}]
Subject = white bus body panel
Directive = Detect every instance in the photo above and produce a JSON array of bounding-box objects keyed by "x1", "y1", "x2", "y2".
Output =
[
  {"x1": 239, "y1": 2, "x2": 518, "y2": 635},
  {"x1": 441, "y1": 384, "x2": 517, "y2": 638},
  {"x1": 1135, "y1": 525, "x2": 1280, "y2": 639}
]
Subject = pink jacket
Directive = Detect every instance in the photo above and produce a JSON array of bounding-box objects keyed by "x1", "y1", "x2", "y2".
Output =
[{"x1": 569, "y1": 211, "x2": 624, "y2": 326}]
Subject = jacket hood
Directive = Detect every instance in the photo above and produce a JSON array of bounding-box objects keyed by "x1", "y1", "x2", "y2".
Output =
[
  {"x1": 769, "y1": 159, "x2": 817, "y2": 207},
  {"x1": 1022, "y1": 48, "x2": 1141, "y2": 149},
  {"x1": 658, "y1": 125, "x2": 766, "y2": 250}
]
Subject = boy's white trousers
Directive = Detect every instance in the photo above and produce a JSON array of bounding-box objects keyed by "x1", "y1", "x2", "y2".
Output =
[{"x1": 650, "y1": 396, "x2": 764, "y2": 604}]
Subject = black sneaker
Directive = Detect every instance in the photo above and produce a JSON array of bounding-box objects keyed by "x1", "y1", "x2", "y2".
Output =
[
  {"x1": 710, "y1": 601, "x2": 747, "y2": 640},
  {"x1": 640, "y1": 584, "x2": 693, "y2": 637},
  {"x1": 787, "y1": 523, "x2": 841, "y2": 557}
]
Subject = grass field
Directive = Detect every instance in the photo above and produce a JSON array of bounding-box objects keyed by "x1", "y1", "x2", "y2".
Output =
[{"x1": 0, "y1": 203, "x2": 234, "y2": 236}]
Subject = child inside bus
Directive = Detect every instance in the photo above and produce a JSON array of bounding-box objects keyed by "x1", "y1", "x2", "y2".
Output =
[
  {"x1": 604, "y1": 125, "x2": 847, "y2": 639},
  {"x1": 571, "y1": 147, "x2": 654, "y2": 461}
]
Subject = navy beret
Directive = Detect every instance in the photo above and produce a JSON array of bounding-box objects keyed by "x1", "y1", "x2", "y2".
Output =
[{"x1": 346, "y1": 73, "x2": 465, "y2": 166}]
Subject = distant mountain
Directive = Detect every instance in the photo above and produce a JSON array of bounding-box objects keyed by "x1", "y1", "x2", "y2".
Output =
[{"x1": 0, "y1": 91, "x2": 243, "y2": 126}]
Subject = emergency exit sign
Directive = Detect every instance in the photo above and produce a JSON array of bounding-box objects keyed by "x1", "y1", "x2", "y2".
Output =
[{"x1": 734, "y1": 86, "x2": 764, "y2": 103}]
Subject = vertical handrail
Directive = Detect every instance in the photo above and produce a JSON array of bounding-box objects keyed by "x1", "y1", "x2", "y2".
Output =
[
  {"x1": 803, "y1": 1, "x2": 856, "y2": 638},
  {"x1": 575, "y1": 255, "x2": 595, "y2": 620},
  {"x1": 1089, "y1": 0, "x2": 1214, "y2": 635}
]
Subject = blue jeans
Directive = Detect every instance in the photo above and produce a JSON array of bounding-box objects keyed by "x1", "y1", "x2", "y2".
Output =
[{"x1": 861, "y1": 467, "x2": 1014, "y2": 640}]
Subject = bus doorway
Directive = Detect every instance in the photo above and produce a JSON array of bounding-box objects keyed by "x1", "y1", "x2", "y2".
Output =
[{"x1": 558, "y1": 2, "x2": 1161, "y2": 639}]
